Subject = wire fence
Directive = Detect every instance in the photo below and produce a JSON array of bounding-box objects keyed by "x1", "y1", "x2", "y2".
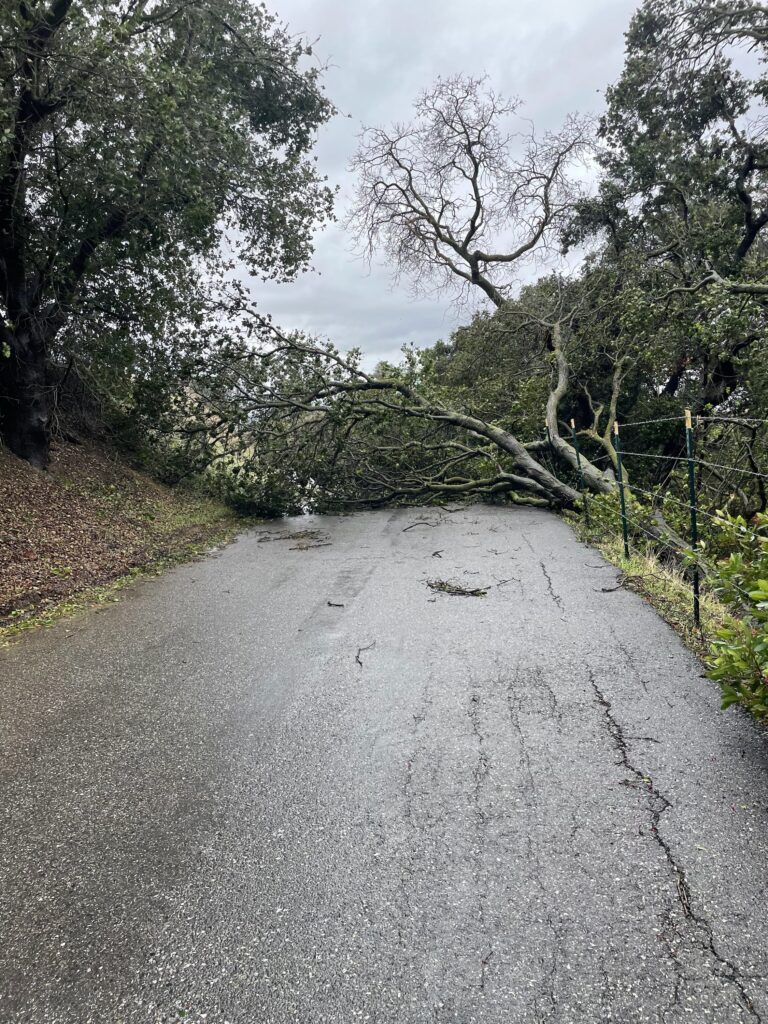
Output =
[{"x1": 576, "y1": 410, "x2": 767, "y2": 629}]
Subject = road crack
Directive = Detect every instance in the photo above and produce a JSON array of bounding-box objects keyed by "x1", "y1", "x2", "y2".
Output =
[
  {"x1": 467, "y1": 692, "x2": 490, "y2": 825},
  {"x1": 466, "y1": 683, "x2": 494, "y2": 993},
  {"x1": 590, "y1": 673, "x2": 762, "y2": 1022},
  {"x1": 539, "y1": 560, "x2": 565, "y2": 614}
]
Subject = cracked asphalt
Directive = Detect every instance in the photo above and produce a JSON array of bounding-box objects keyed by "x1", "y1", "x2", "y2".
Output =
[{"x1": 1, "y1": 505, "x2": 767, "y2": 1023}]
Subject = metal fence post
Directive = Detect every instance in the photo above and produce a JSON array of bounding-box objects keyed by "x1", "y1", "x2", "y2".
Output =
[
  {"x1": 613, "y1": 421, "x2": 630, "y2": 558},
  {"x1": 570, "y1": 419, "x2": 590, "y2": 525},
  {"x1": 685, "y1": 408, "x2": 701, "y2": 627}
]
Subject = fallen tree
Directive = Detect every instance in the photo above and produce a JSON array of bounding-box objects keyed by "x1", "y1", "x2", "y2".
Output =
[
  {"x1": 344, "y1": 76, "x2": 632, "y2": 501},
  {"x1": 117, "y1": 67, "x2": 763, "y2": 542},
  {"x1": 156, "y1": 303, "x2": 611, "y2": 511}
]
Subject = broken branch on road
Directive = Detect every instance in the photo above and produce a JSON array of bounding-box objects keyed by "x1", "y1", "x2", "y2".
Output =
[{"x1": 426, "y1": 579, "x2": 489, "y2": 598}]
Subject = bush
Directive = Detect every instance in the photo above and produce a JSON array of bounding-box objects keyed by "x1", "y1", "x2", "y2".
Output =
[
  {"x1": 706, "y1": 513, "x2": 768, "y2": 720},
  {"x1": 203, "y1": 461, "x2": 306, "y2": 518},
  {"x1": 571, "y1": 491, "x2": 657, "y2": 547}
]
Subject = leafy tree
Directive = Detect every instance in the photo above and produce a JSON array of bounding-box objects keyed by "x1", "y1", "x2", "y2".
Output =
[
  {"x1": 0, "y1": 0, "x2": 333, "y2": 467},
  {"x1": 570, "y1": 0, "x2": 768, "y2": 414}
]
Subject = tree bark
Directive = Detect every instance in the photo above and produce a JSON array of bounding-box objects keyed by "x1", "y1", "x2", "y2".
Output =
[
  {"x1": 544, "y1": 323, "x2": 615, "y2": 494},
  {"x1": 0, "y1": 325, "x2": 51, "y2": 468}
]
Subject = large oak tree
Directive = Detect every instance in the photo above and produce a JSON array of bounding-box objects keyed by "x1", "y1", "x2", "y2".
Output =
[{"x1": 0, "y1": 0, "x2": 333, "y2": 467}]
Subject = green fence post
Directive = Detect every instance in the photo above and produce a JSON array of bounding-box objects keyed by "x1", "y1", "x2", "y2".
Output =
[
  {"x1": 570, "y1": 418, "x2": 590, "y2": 525},
  {"x1": 685, "y1": 408, "x2": 701, "y2": 627},
  {"x1": 613, "y1": 421, "x2": 630, "y2": 559}
]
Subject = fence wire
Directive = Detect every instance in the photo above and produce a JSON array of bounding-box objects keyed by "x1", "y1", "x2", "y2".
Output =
[
  {"x1": 617, "y1": 449, "x2": 768, "y2": 482},
  {"x1": 578, "y1": 409, "x2": 767, "y2": 629}
]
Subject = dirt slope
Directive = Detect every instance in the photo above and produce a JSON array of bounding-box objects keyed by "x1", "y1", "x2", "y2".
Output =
[{"x1": 0, "y1": 441, "x2": 239, "y2": 629}]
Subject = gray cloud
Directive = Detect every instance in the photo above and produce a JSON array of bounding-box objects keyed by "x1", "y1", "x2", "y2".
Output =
[{"x1": 250, "y1": 0, "x2": 638, "y2": 366}]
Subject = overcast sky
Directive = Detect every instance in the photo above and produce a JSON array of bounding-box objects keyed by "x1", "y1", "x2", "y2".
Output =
[{"x1": 251, "y1": 0, "x2": 639, "y2": 365}]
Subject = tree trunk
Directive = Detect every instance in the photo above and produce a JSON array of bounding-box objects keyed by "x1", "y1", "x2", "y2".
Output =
[
  {"x1": 394, "y1": 385, "x2": 585, "y2": 506},
  {"x1": 0, "y1": 326, "x2": 51, "y2": 468},
  {"x1": 545, "y1": 323, "x2": 615, "y2": 494}
]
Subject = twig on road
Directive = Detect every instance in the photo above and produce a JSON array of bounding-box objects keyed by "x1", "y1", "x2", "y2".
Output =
[
  {"x1": 259, "y1": 529, "x2": 325, "y2": 544},
  {"x1": 356, "y1": 641, "x2": 376, "y2": 667}
]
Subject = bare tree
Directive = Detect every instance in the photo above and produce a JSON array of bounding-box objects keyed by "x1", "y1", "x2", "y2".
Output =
[
  {"x1": 348, "y1": 76, "x2": 618, "y2": 488},
  {"x1": 349, "y1": 75, "x2": 592, "y2": 307}
]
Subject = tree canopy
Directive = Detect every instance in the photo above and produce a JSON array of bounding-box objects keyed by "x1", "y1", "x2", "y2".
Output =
[{"x1": 0, "y1": 0, "x2": 333, "y2": 466}]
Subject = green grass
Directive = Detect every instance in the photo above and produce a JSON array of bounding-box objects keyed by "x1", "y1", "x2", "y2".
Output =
[{"x1": 582, "y1": 532, "x2": 737, "y2": 661}]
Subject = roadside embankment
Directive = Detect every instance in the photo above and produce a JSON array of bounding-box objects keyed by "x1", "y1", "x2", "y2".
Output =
[{"x1": 0, "y1": 441, "x2": 242, "y2": 644}]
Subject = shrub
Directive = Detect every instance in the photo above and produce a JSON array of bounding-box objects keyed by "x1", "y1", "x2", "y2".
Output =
[
  {"x1": 572, "y1": 491, "x2": 657, "y2": 547},
  {"x1": 706, "y1": 513, "x2": 768, "y2": 719},
  {"x1": 204, "y1": 462, "x2": 306, "y2": 518}
]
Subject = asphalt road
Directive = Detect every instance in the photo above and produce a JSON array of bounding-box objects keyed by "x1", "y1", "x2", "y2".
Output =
[{"x1": 1, "y1": 506, "x2": 767, "y2": 1023}]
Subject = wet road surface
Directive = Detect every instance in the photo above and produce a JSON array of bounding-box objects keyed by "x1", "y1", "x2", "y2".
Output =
[{"x1": 1, "y1": 506, "x2": 767, "y2": 1023}]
